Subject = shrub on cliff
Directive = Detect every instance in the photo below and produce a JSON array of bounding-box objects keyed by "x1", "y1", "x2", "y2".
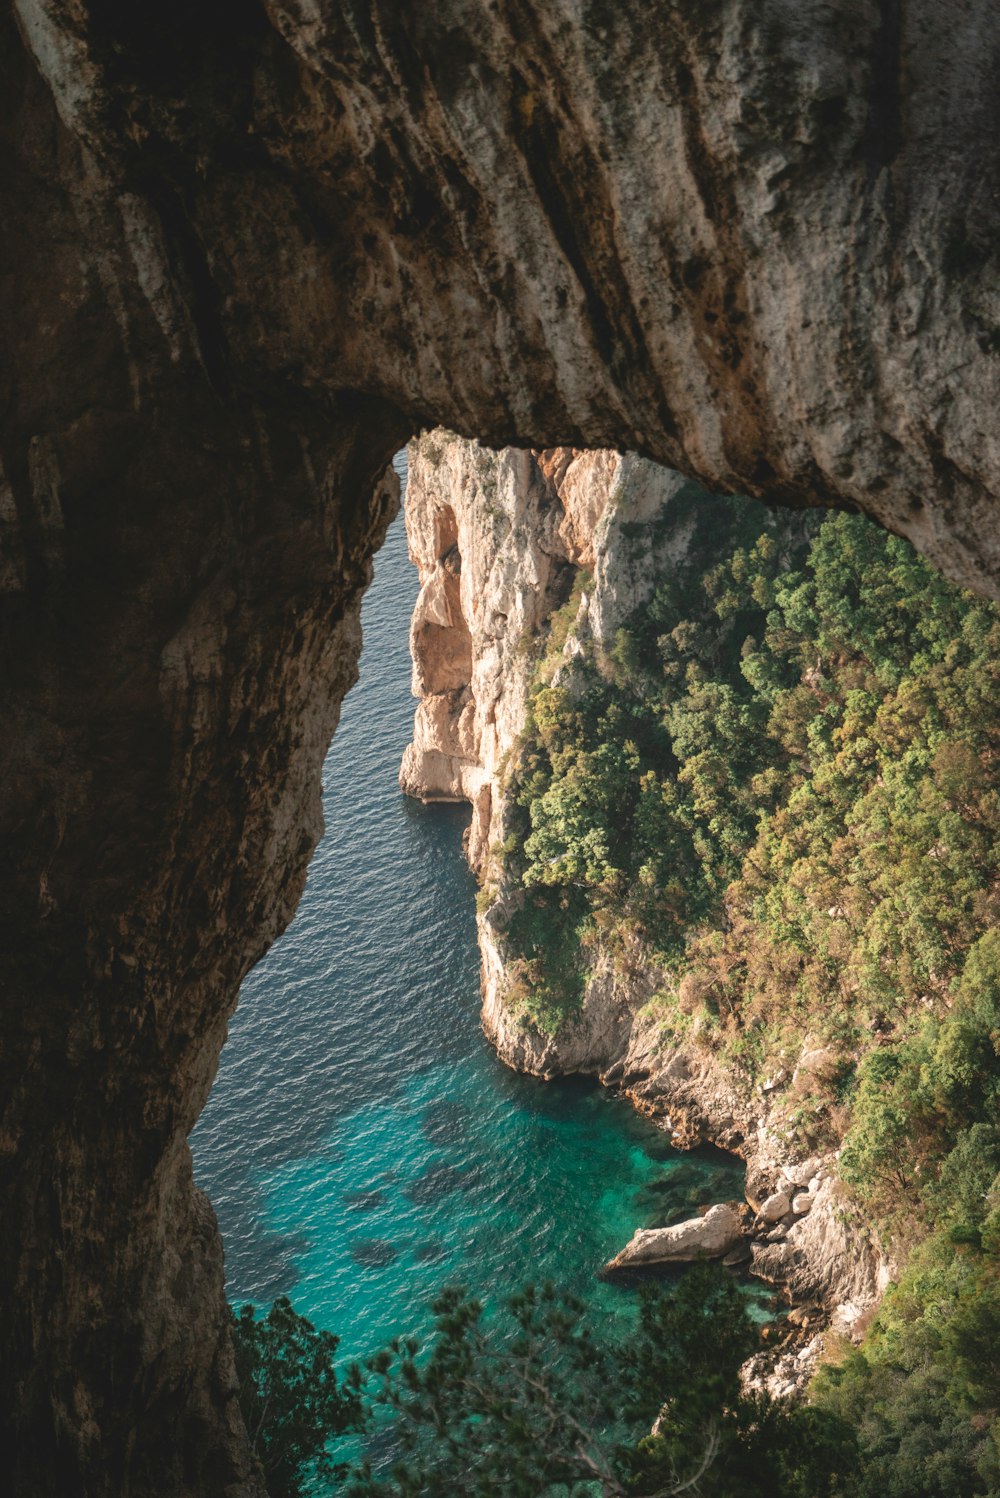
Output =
[
  {"x1": 500, "y1": 504, "x2": 1000, "y2": 1099},
  {"x1": 815, "y1": 937, "x2": 1000, "y2": 1490}
]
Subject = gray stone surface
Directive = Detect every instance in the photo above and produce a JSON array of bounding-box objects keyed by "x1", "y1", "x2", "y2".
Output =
[
  {"x1": 760, "y1": 1190, "x2": 793, "y2": 1223},
  {"x1": 604, "y1": 1204, "x2": 745, "y2": 1273}
]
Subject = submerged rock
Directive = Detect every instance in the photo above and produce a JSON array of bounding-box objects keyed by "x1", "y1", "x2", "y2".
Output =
[
  {"x1": 412, "y1": 1241, "x2": 448, "y2": 1264},
  {"x1": 342, "y1": 1189, "x2": 386, "y2": 1212},
  {"x1": 603, "y1": 1203, "x2": 744, "y2": 1275},
  {"x1": 421, "y1": 1100, "x2": 471, "y2": 1146},
  {"x1": 403, "y1": 1161, "x2": 479, "y2": 1206},
  {"x1": 349, "y1": 1239, "x2": 399, "y2": 1269}
]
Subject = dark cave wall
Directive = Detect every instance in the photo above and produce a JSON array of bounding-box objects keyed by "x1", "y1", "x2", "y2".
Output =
[
  {"x1": 2, "y1": 1, "x2": 1000, "y2": 1491},
  {"x1": 13, "y1": 0, "x2": 1000, "y2": 581}
]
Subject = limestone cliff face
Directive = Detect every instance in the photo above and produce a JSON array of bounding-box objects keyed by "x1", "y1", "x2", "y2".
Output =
[
  {"x1": 400, "y1": 436, "x2": 633, "y2": 870},
  {"x1": 401, "y1": 431, "x2": 885, "y2": 1343},
  {"x1": 400, "y1": 436, "x2": 707, "y2": 871},
  {"x1": 3, "y1": 1, "x2": 1000, "y2": 1488}
]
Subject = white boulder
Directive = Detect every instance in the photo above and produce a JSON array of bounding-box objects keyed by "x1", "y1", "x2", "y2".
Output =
[
  {"x1": 603, "y1": 1204, "x2": 744, "y2": 1274},
  {"x1": 759, "y1": 1190, "x2": 791, "y2": 1223}
]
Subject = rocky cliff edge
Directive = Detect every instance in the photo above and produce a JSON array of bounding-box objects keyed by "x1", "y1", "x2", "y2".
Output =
[{"x1": 401, "y1": 431, "x2": 887, "y2": 1368}]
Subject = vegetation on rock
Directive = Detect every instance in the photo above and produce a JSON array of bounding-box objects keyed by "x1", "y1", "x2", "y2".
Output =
[
  {"x1": 501, "y1": 499, "x2": 1000, "y2": 1062},
  {"x1": 490, "y1": 493, "x2": 1000, "y2": 1492}
]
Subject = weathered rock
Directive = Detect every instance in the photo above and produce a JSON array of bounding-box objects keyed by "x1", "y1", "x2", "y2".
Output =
[
  {"x1": 604, "y1": 1204, "x2": 745, "y2": 1274},
  {"x1": 400, "y1": 440, "x2": 621, "y2": 869},
  {"x1": 400, "y1": 438, "x2": 704, "y2": 874},
  {"x1": 12, "y1": 1, "x2": 1000, "y2": 589},
  {"x1": 742, "y1": 1333, "x2": 825, "y2": 1402},
  {"x1": 792, "y1": 1191, "x2": 816, "y2": 1215},
  {"x1": 401, "y1": 430, "x2": 886, "y2": 1365},
  {"x1": 792, "y1": 1047, "x2": 842, "y2": 1091},
  {"x1": 750, "y1": 1174, "x2": 882, "y2": 1335},
  {"x1": 759, "y1": 1190, "x2": 793, "y2": 1224},
  {"x1": 401, "y1": 438, "x2": 710, "y2": 1079},
  {"x1": 3, "y1": 1, "x2": 998, "y2": 1488}
]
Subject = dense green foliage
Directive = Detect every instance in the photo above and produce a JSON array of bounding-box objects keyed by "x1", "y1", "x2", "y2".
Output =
[
  {"x1": 819, "y1": 931, "x2": 1000, "y2": 1494},
  {"x1": 234, "y1": 1275, "x2": 857, "y2": 1496},
  {"x1": 492, "y1": 495, "x2": 1000, "y2": 1492},
  {"x1": 501, "y1": 499, "x2": 1000, "y2": 1066},
  {"x1": 341, "y1": 1266, "x2": 854, "y2": 1497},
  {"x1": 231, "y1": 1296, "x2": 363, "y2": 1498}
]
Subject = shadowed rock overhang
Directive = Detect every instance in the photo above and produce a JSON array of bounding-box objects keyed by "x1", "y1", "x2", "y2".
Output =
[{"x1": 2, "y1": 2, "x2": 999, "y2": 1493}]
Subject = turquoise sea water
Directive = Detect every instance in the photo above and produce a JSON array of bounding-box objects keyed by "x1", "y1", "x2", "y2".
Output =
[{"x1": 191, "y1": 452, "x2": 745, "y2": 1365}]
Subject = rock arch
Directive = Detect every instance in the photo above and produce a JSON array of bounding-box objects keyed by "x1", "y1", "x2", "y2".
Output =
[{"x1": 2, "y1": 1, "x2": 1000, "y2": 1491}]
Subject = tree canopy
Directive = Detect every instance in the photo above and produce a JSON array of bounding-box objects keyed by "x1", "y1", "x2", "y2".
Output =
[
  {"x1": 235, "y1": 1270, "x2": 857, "y2": 1498},
  {"x1": 230, "y1": 1296, "x2": 364, "y2": 1498}
]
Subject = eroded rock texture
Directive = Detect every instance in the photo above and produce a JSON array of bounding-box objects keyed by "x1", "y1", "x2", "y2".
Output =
[
  {"x1": 401, "y1": 431, "x2": 885, "y2": 1340},
  {"x1": 3, "y1": 0, "x2": 1000, "y2": 1491},
  {"x1": 400, "y1": 437, "x2": 629, "y2": 869}
]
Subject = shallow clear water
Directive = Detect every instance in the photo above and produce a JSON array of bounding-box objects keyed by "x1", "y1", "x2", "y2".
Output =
[{"x1": 191, "y1": 451, "x2": 745, "y2": 1363}]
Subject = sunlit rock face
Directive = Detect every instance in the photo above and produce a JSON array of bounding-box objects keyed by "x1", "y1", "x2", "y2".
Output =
[
  {"x1": 400, "y1": 429, "x2": 885, "y2": 1352},
  {"x1": 3, "y1": 0, "x2": 1000, "y2": 1491},
  {"x1": 400, "y1": 437, "x2": 629, "y2": 871}
]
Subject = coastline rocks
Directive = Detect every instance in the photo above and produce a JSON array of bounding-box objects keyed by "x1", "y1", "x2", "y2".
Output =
[
  {"x1": 758, "y1": 1190, "x2": 792, "y2": 1224},
  {"x1": 603, "y1": 1204, "x2": 745, "y2": 1275},
  {"x1": 480, "y1": 922, "x2": 653, "y2": 1077},
  {"x1": 742, "y1": 1333, "x2": 825, "y2": 1402},
  {"x1": 749, "y1": 1174, "x2": 883, "y2": 1337},
  {"x1": 780, "y1": 1157, "x2": 826, "y2": 1190},
  {"x1": 722, "y1": 1240, "x2": 752, "y2": 1267},
  {"x1": 400, "y1": 430, "x2": 887, "y2": 1358}
]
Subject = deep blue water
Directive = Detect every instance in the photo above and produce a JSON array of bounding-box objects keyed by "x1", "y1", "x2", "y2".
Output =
[{"x1": 191, "y1": 451, "x2": 745, "y2": 1363}]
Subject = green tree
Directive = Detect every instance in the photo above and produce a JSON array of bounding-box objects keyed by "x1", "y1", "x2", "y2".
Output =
[
  {"x1": 231, "y1": 1296, "x2": 364, "y2": 1498},
  {"x1": 490, "y1": 488, "x2": 1000, "y2": 1491},
  {"x1": 347, "y1": 1267, "x2": 857, "y2": 1497}
]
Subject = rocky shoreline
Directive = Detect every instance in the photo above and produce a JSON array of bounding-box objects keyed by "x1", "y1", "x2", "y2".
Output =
[
  {"x1": 401, "y1": 430, "x2": 888, "y2": 1395},
  {"x1": 483, "y1": 933, "x2": 887, "y2": 1394}
]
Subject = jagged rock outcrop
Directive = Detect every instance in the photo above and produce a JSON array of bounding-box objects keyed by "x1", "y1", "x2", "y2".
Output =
[
  {"x1": 401, "y1": 430, "x2": 886, "y2": 1342},
  {"x1": 4, "y1": 2, "x2": 1000, "y2": 1489},
  {"x1": 611, "y1": 1032, "x2": 887, "y2": 1331},
  {"x1": 400, "y1": 436, "x2": 686, "y2": 870},
  {"x1": 400, "y1": 439, "x2": 614, "y2": 868}
]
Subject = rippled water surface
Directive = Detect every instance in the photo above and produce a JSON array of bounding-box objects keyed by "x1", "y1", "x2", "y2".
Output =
[{"x1": 192, "y1": 452, "x2": 744, "y2": 1360}]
